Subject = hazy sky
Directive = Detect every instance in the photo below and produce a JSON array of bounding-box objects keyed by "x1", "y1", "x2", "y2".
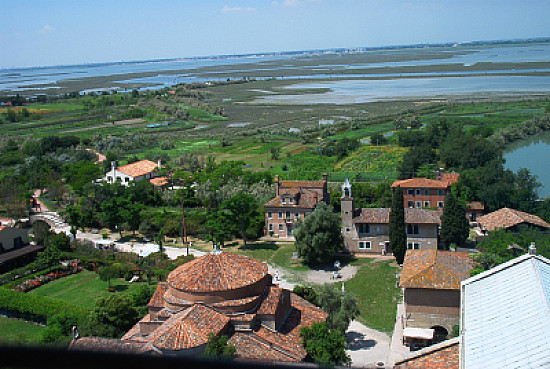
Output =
[{"x1": 1, "y1": 0, "x2": 548, "y2": 68}]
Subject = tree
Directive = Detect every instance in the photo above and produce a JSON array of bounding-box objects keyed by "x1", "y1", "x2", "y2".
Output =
[
  {"x1": 300, "y1": 322, "x2": 350, "y2": 366},
  {"x1": 85, "y1": 295, "x2": 138, "y2": 338},
  {"x1": 98, "y1": 265, "x2": 119, "y2": 288},
  {"x1": 222, "y1": 193, "x2": 259, "y2": 248},
  {"x1": 440, "y1": 192, "x2": 470, "y2": 248},
  {"x1": 294, "y1": 202, "x2": 343, "y2": 265},
  {"x1": 389, "y1": 186, "x2": 407, "y2": 264},
  {"x1": 204, "y1": 333, "x2": 236, "y2": 360},
  {"x1": 41, "y1": 314, "x2": 77, "y2": 345},
  {"x1": 316, "y1": 284, "x2": 359, "y2": 333},
  {"x1": 37, "y1": 244, "x2": 62, "y2": 270},
  {"x1": 202, "y1": 210, "x2": 234, "y2": 248}
]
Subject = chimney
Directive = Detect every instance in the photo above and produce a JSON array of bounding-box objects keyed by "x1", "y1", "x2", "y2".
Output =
[
  {"x1": 528, "y1": 242, "x2": 537, "y2": 255},
  {"x1": 322, "y1": 173, "x2": 328, "y2": 182},
  {"x1": 111, "y1": 161, "x2": 116, "y2": 171},
  {"x1": 157, "y1": 159, "x2": 162, "y2": 169}
]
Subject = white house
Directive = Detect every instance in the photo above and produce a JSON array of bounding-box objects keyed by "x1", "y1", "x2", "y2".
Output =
[{"x1": 104, "y1": 160, "x2": 161, "y2": 186}]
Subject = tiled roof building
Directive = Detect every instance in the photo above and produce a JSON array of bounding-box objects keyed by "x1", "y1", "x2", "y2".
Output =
[
  {"x1": 392, "y1": 172, "x2": 459, "y2": 210},
  {"x1": 399, "y1": 250, "x2": 470, "y2": 345},
  {"x1": 394, "y1": 337, "x2": 459, "y2": 369},
  {"x1": 103, "y1": 160, "x2": 163, "y2": 187},
  {"x1": 264, "y1": 174, "x2": 329, "y2": 239},
  {"x1": 476, "y1": 207, "x2": 550, "y2": 233},
  {"x1": 81, "y1": 250, "x2": 329, "y2": 362},
  {"x1": 341, "y1": 179, "x2": 442, "y2": 254}
]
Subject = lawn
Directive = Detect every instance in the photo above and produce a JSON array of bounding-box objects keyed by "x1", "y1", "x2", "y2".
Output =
[
  {"x1": 29, "y1": 270, "x2": 150, "y2": 309},
  {"x1": 0, "y1": 317, "x2": 45, "y2": 344},
  {"x1": 345, "y1": 259, "x2": 401, "y2": 333}
]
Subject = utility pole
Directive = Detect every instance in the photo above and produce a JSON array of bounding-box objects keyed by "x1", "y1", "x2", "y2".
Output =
[{"x1": 181, "y1": 201, "x2": 188, "y2": 255}]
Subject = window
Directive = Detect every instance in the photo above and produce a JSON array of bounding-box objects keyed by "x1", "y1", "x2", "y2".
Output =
[
  {"x1": 407, "y1": 224, "x2": 419, "y2": 235},
  {"x1": 286, "y1": 211, "x2": 291, "y2": 219},
  {"x1": 125, "y1": 177, "x2": 129, "y2": 183},
  {"x1": 438, "y1": 189, "x2": 444, "y2": 196},
  {"x1": 294, "y1": 213, "x2": 299, "y2": 219},
  {"x1": 416, "y1": 189, "x2": 421, "y2": 195},
  {"x1": 407, "y1": 189, "x2": 414, "y2": 195},
  {"x1": 408, "y1": 201, "x2": 414, "y2": 208},
  {"x1": 345, "y1": 227, "x2": 351, "y2": 232},
  {"x1": 279, "y1": 224, "x2": 284, "y2": 232},
  {"x1": 424, "y1": 189, "x2": 429, "y2": 195},
  {"x1": 278, "y1": 212, "x2": 283, "y2": 219},
  {"x1": 282, "y1": 197, "x2": 286, "y2": 204},
  {"x1": 357, "y1": 223, "x2": 370, "y2": 234},
  {"x1": 438, "y1": 201, "x2": 444, "y2": 208},
  {"x1": 407, "y1": 242, "x2": 420, "y2": 249},
  {"x1": 359, "y1": 241, "x2": 371, "y2": 250},
  {"x1": 268, "y1": 224, "x2": 273, "y2": 231},
  {"x1": 289, "y1": 197, "x2": 294, "y2": 204},
  {"x1": 268, "y1": 212, "x2": 272, "y2": 219},
  {"x1": 416, "y1": 201, "x2": 422, "y2": 208},
  {"x1": 424, "y1": 201, "x2": 430, "y2": 208}
]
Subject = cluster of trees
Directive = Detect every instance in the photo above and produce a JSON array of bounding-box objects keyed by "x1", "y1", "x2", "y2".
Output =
[
  {"x1": 319, "y1": 137, "x2": 360, "y2": 159},
  {"x1": 397, "y1": 120, "x2": 545, "y2": 214},
  {"x1": 293, "y1": 283, "x2": 359, "y2": 365}
]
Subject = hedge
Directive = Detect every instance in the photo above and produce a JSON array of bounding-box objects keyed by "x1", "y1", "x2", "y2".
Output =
[{"x1": 0, "y1": 289, "x2": 90, "y2": 325}]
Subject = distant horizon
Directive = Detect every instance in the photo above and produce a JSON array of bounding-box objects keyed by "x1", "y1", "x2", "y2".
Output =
[
  {"x1": 2, "y1": 36, "x2": 549, "y2": 71},
  {"x1": 3, "y1": 1, "x2": 549, "y2": 69}
]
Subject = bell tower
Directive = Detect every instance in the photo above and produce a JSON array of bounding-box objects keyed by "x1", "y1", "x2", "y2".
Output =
[{"x1": 341, "y1": 178, "x2": 355, "y2": 233}]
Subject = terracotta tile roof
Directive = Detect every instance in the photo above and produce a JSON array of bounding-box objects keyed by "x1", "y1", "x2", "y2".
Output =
[
  {"x1": 229, "y1": 332, "x2": 300, "y2": 362},
  {"x1": 147, "y1": 282, "x2": 168, "y2": 309},
  {"x1": 279, "y1": 180, "x2": 324, "y2": 188},
  {"x1": 122, "y1": 315, "x2": 151, "y2": 342},
  {"x1": 439, "y1": 172, "x2": 460, "y2": 185},
  {"x1": 210, "y1": 295, "x2": 261, "y2": 309},
  {"x1": 166, "y1": 251, "x2": 268, "y2": 293},
  {"x1": 148, "y1": 304, "x2": 230, "y2": 351},
  {"x1": 117, "y1": 160, "x2": 158, "y2": 178},
  {"x1": 253, "y1": 294, "x2": 328, "y2": 360},
  {"x1": 0, "y1": 226, "x2": 5, "y2": 232},
  {"x1": 466, "y1": 201, "x2": 484, "y2": 211},
  {"x1": 149, "y1": 176, "x2": 169, "y2": 187},
  {"x1": 394, "y1": 337, "x2": 459, "y2": 369},
  {"x1": 399, "y1": 250, "x2": 470, "y2": 290},
  {"x1": 264, "y1": 189, "x2": 320, "y2": 209},
  {"x1": 353, "y1": 208, "x2": 441, "y2": 224},
  {"x1": 69, "y1": 337, "x2": 158, "y2": 355},
  {"x1": 257, "y1": 285, "x2": 282, "y2": 315},
  {"x1": 392, "y1": 178, "x2": 452, "y2": 189},
  {"x1": 477, "y1": 207, "x2": 550, "y2": 232}
]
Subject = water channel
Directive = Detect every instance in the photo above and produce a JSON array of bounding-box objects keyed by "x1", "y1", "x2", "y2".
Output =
[{"x1": 503, "y1": 130, "x2": 550, "y2": 199}]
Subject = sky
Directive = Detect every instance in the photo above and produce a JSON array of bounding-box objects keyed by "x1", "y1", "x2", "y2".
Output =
[{"x1": 1, "y1": 0, "x2": 549, "y2": 68}]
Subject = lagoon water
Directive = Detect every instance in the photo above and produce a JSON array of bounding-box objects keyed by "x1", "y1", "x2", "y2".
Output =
[
  {"x1": 504, "y1": 131, "x2": 550, "y2": 199},
  {"x1": 1, "y1": 43, "x2": 550, "y2": 94}
]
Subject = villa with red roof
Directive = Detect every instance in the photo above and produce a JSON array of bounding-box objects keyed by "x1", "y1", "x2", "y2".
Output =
[
  {"x1": 392, "y1": 171, "x2": 459, "y2": 209},
  {"x1": 103, "y1": 159, "x2": 162, "y2": 186},
  {"x1": 264, "y1": 174, "x2": 329, "y2": 239},
  {"x1": 71, "y1": 250, "x2": 327, "y2": 362}
]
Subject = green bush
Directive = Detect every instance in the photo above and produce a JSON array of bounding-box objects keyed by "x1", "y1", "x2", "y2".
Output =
[{"x1": 0, "y1": 288, "x2": 89, "y2": 325}]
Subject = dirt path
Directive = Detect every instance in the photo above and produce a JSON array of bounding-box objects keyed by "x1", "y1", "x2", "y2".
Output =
[{"x1": 85, "y1": 148, "x2": 106, "y2": 164}]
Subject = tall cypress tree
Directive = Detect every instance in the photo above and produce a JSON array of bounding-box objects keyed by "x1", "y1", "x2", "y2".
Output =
[
  {"x1": 440, "y1": 191, "x2": 470, "y2": 248},
  {"x1": 389, "y1": 186, "x2": 407, "y2": 264}
]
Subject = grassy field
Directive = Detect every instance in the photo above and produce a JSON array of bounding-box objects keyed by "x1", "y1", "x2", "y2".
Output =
[
  {"x1": 346, "y1": 259, "x2": 401, "y2": 333},
  {"x1": 29, "y1": 270, "x2": 150, "y2": 309},
  {"x1": 0, "y1": 317, "x2": 45, "y2": 344}
]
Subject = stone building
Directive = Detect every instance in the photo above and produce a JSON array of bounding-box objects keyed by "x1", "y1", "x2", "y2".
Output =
[
  {"x1": 399, "y1": 249, "x2": 469, "y2": 345},
  {"x1": 72, "y1": 250, "x2": 327, "y2": 362},
  {"x1": 264, "y1": 175, "x2": 329, "y2": 239},
  {"x1": 341, "y1": 179, "x2": 441, "y2": 255}
]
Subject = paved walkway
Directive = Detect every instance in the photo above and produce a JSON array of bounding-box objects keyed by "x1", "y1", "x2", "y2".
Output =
[
  {"x1": 346, "y1": 320, "x2": 391, "y2": 368},
  {"x1": 387, "y1": 302, "x2": 411, "y2": 366}
]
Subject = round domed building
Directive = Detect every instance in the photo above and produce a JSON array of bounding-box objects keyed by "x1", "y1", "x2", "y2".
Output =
[{"x1": 121, "y1": 250, "x2": 327, "y2": 362}]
